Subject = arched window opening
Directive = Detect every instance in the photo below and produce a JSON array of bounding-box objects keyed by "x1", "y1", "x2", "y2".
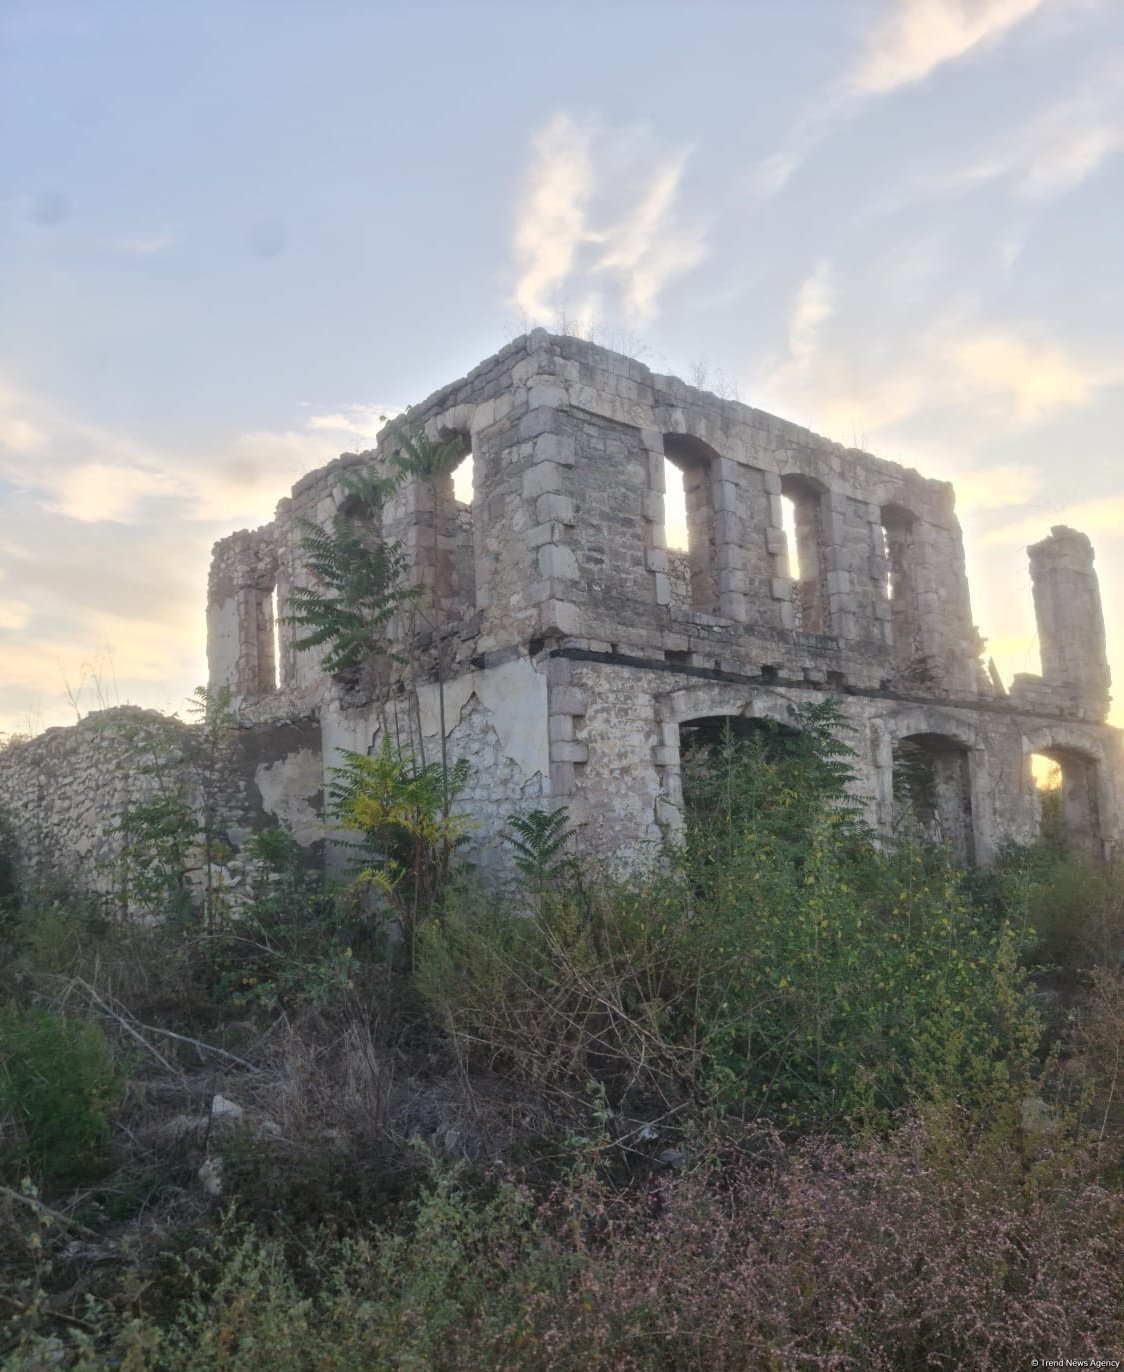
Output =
[
  {"x1": 451, "y1": 451, "x2": 473, "y2": 504},
  {"x1": 663, "y1": 458, "x2": 692, "y2": 612},
  {"x1": 1029, "y1": 748, "x2": 1100, "y2": 856},
  {"x1": 427, "y1": 436, "x2": 476, "y2": 619},
  {"x1": 663, "y1": 435, "x2": 719, "y2": 614},
  {"x1": 780, "y1": 490, "x2": 801, "y2": 579},
  {"x1": 780, "y1": 475, "x2": 828, "y2": 633},
  {"x1": 892, "y1": 733, "x2": 975, "y2": 866},
  {"x1": 450, "y1": 447, "x2": 477, "y2": 615},
  {"x1": 881, "y1": 504, "x2": 918, "y2": 657}
]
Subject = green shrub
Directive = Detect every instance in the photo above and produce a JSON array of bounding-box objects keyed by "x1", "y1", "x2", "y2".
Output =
[
  {"x1": 0, "y1": 1006, "x2": 123, "y2": 1186},
  {"x1": 1028, "y1": 857, "x2": 1124, "y2": 975},
  {"x1": 420, "y1": 704, "x2": 1042, "y2": 1131},
  {"x1": 206, "y1": 826, "x2": 361, "y2": 1015},
  {"x1": 1, "y1": 895, "x2": 110, "y2": 979},
  {"x1": 419, "y1": 873, "x2": 698, "y2": 1108},
  {"x1": 108, "y1": 792, "x2": 198, "y2": 925},
  {"x1": 329, "y1": 739, "x2": 471, "y2": 971}
]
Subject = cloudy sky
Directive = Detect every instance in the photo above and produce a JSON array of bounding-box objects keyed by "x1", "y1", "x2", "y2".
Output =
[{"x1": 1, "y1": 0, "x2": 1122, "y2": 736}]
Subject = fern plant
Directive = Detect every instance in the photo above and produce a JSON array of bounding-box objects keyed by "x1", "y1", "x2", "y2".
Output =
[
  {"x1": 388, "y1": 419, "x2": 468, "y2": 488},
  {"x1": 503, "y1": 807, "x2": 574, "y2": 898}
]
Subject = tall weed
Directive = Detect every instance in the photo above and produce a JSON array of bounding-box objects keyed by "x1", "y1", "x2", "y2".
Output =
[{"x1": 0, "y1": 1006, "x2": 122, "y2": 1187}]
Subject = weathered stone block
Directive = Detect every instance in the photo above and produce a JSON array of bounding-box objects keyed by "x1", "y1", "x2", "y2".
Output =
[
  {"x1": 540, "y1": 598, "x2": 582, "y2": 635},
  {"x1": 552, "y1": 741, "x2": 589, "y2": 763},
  {"x1": 536, "y1": 493, "x2": 575, "y2": 525},
  {"x1": 550, "y1": 687, "x2": 588, "y2": 716},
  {"x1": 548, "y1": 714, "x2": 574, "y2": 742},
  {"x1": 523, "y1": 462, "x2": 565, "y2": 499},
  {"x1": 538, "y1": 544, "x2": 580, "y2": 580},
  {"x1": 528, "y1": 381, "x2": 569, "y2": 411},
  {"x1": 519, "y1": 408, "x2": 559, "y2": 440}
]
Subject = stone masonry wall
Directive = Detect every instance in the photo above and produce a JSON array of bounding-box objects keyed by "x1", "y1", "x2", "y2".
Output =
[
  {"x1": 0, "y1": 706, "x2": 323, "y2": 909},
  {"x1": 3, "y1": 331, "x2": 1120, "y2": 901},
  {"x1": 191, "y1": 330, "x2": 1119, "y2": 871},
  {"x1": 0, "y1": 708, "x2": 193, "y2": 899}
]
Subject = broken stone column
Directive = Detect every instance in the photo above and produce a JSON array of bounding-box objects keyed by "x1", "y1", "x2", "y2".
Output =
[
  {"x1": 1029, "y1": 526, "x2": 1111, "y2": 721},
  {"x1": 206, "y1": 529, "x2": 279, "y2": 701}
]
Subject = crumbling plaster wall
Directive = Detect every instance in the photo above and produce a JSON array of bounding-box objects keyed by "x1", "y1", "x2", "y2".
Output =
[{"x1": 311, "y1": 654, "x2": 550, "y2": 876}]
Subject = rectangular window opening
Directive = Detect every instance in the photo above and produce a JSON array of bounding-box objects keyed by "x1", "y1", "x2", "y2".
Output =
[
  {"x1": 663, "y1": 457, "x2": 688, "y2": 552},
  {"x1": 452, "y1": 451, "x2": 474, "y2": 505},
  {"x1": 881, "y1": 524, "x2": 894, "y2": 603},
  {"x1": 269, "y1": 587, "x2": 281, "y2": 691},
  {"x1": 434, "y1": 443, "x2": 476, "y2": 616},
  {"x1": 780, "y1": 478, "x2": 827, "y2": 633},
  {"x1": 781, "y1": 492, "x2": 800, "y2": 581},
  {"x1": 663, "y1": 457, "x2": 692, "y2": 613}
]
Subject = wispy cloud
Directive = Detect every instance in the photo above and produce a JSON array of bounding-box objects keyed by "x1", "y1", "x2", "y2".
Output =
[
  {"x1": 592, "y1": 152, "x2": 706, "y2": 323},
  {"x1": 0, "y1": 380, "x2": 400, "y2": 733},
  {"x1": 304, "y1": 404, "x2": 392, "y2": 442},
  {"x1": 945, "y1": 330, "x2": 1110, "y2": 422},
  {"x1": 949, "y1": 464, "x2": 1044, "y2": 512},
  {"x1": 763, "y1": 262, "x2": 1119, "y2": 438},
  {"x1": 847, "y1": 0, "x2": 1055, "y2": 97},
  {"x1": 511, "y1": 114, "x2": 706, "y2": 326},
  {"x1": 511, "y1": 114, "x2": 597, "y2": 322},
  {"x1": 43, "y1": 462, "x2": 183, "y2": 523},
  {"x1": 916, "y1": 56, "x2": 1124, "y2": 201},
  {"x1": 0, "y1": 380, "x2": 375, "y2": 526},
  {"x1": 761, "y1": 258, "x2": 926, "y2": 433},
  {"x1": 756, "y1": 0, "x2": 1063, "y2": 193},
  {"x1": 982, "y1": 492, "x2": 1124, "y2": 544},
  {"x1": 0, "y1": 569, "x2": 31, "y2": 631},
  {"x1": 787, "y1": 261, "x2": 834, "y2": 369}
]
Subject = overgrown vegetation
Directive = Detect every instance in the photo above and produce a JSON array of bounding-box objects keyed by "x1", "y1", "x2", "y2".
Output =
[
  {"x1": 329, "y1": 738, "x2": 471, "y2": 971},
  {"x1": 285, "y1": 417, "x2": 468, "y2": 678},
  {"x1": 0, "y1": 1006, "x2": 122, "y2": 1186},
  {"x1": 2, "y1": 704, "x2": 1123, "y2": 1369},
  {"x1": 422, "y1": 706, "x2": 1041, "y2": 1132}
]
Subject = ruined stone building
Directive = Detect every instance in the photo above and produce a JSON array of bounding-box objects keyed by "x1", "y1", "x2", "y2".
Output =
[
  {"x1": 1, "y1": 331, "x2": 1119, "y2": 896},
  {"x1": 204, "y1": 330, "x2": 1121, "y2": 871}
]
